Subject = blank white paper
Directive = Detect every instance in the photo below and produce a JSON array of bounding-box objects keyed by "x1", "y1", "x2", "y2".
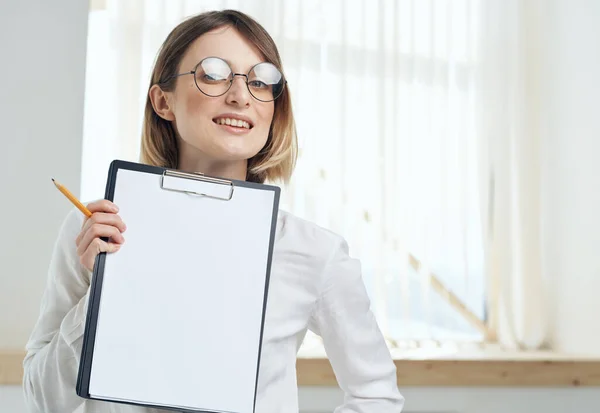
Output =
[{"x1": 87, "y1": 168, "x2": 276, "y2": 413}]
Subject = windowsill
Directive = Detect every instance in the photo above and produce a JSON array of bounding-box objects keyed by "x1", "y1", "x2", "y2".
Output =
[
  {"x1": 0, "y1": 351, "x2": 24, "y2": 386},
  {"x1": 296, "y1": 344, "x2": 600, "y2": 387},
  {"x1": 3, "y1": 348, "x2": 600, "y2": 387}
]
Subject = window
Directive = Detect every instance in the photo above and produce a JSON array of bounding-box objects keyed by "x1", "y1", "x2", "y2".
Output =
[{"x1": 82, "y1": 0, "x2": 487, "y2": 347}]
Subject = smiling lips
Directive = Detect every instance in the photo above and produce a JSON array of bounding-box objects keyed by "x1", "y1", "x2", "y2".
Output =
[{"x1": 213, "y1": 117, "x2": 252, "y2": 129}]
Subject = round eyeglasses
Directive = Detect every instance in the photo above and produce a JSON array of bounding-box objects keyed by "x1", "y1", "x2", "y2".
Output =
[{"x1": 163, "y1": 56, "x2": 286, "y2": 102}]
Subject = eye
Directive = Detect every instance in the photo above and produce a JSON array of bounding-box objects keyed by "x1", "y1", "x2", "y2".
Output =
[
  {"x1": 201, "y1": 73, "x2": 228, "y2": 83},
  {"x1": 248, "y1": 80, "x2": 269, "y2": 89}
]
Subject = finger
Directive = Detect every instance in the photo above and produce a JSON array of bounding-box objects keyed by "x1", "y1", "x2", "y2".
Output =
[
  {"x1": 81, "y1": 222, "x2": 125, "y2": 251},
  {"x1": 80, "y1": 238, "x2": 121, "y2": 271},
  {"x1": 86, "y1": 199, "x2": 119, "y2": 214},
  {"x1": 76, "y1": 223, "x2": 125, "y2": 257},
  {"x1": 79, "y1": 200, "x2": 120, "y2": 236},
  {"x1": 77, "y1": 212, "x2": 126, "y2": 247}
]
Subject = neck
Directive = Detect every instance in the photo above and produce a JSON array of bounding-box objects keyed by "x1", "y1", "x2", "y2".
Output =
[{"x1": 178, "y1": 153, "x2": 248, "y2": 182}]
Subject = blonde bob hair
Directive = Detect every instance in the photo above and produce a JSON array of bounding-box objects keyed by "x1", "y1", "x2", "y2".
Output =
[{"x1": 140, "y1": 10, "x2": 297, "y2": 184}]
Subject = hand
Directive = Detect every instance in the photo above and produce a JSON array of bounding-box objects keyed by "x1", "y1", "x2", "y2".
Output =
[{"x1": 75, "y1": 200, "x2": 127, "y2": 272}]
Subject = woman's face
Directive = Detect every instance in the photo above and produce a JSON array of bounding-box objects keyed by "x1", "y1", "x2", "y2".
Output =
[{"x1": 160, "y1": 26, "x2": 275, "y2": 167}]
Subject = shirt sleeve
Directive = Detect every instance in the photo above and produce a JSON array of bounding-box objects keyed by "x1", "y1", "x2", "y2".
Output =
[
  {"x1": 308, "y1": 236, "x2": 405, "y2": 413},
  {"x1": 22, "y1": 207, "x2": 93, "y2": 413}
]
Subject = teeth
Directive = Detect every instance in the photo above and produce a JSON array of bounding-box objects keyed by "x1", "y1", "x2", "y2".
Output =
[{"x1": 216, "y1": 118, "x2": 251, "y2": 129}]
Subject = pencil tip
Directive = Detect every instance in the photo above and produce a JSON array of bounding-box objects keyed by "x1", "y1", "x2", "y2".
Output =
[{"x1": 51, "y1": 178, "x2": 55, "y2": 182}]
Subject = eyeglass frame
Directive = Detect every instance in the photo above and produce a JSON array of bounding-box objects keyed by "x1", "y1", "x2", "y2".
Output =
[{"x1": 159, "y1": 56, "x2": 287, "y2": 102}]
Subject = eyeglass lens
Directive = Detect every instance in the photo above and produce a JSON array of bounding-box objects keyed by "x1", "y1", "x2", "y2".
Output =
[{"x1": 195, "y1": 57, "x2": 284, "y2": 102}]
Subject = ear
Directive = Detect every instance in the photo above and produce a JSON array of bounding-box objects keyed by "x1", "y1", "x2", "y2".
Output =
[{"x1": 149, "y1": 84, "x2": 176, "y2": 121}]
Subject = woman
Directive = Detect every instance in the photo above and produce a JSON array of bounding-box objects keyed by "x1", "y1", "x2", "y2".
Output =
[{"x1": 23, "y1": 9, "x2": 404, "y2": 413}]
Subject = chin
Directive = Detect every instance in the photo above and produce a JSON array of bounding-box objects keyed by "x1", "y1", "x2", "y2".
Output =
[
  {"x1": 220, "y1": 148, "x2": 263, "y2": 162},
  {"x1": 179, "y1": 129, "x2": 267, "y2": 164},
  {"x1": 214, "y1": 139, "x2": 267, "y2": 161}
]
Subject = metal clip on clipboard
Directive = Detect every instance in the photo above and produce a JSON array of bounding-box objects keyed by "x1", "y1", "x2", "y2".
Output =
[{"x1": 160, "y1": 169, "x2": 235, "y2": 201}]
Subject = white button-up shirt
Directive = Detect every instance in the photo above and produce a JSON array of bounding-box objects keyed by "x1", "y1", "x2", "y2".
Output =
[{"x1": 23, "y1": 207, "x2": 404, "y2": 413}]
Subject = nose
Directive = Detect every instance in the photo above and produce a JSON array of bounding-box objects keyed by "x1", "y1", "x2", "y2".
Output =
[{"x1": 225, "y1": 74, "x2": 251, "y2": 107}]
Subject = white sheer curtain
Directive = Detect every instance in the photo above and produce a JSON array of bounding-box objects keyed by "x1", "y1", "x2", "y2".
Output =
[
  {"x1": 476, "y1": 0, "x2": 548, "y2": 350},
  {"x1": 81, "y1": 0, "x2": 549, "y2": 349}
]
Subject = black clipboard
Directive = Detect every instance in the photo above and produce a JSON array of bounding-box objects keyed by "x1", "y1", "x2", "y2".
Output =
[{"x1": 76, "y1": 160, "x2": 280, "y2": 413}]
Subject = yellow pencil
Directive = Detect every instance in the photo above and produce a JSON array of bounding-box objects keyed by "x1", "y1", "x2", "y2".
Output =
[{"x1": 52, "y1": 178, "x2": 93, "y2": 218}]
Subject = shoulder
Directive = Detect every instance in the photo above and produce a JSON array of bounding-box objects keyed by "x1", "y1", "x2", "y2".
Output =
[
  {"x1": 44, "y1": 204, "x2": 94, "y2": 287},
  {"x1": 276, "y1": 209, "x2": 352, "y2": 265},
  {"x1": 277, "y1": 210, "x2": 345, "y2": 254},
  {"x1": 277, "y1": 211, "x2": 367, "y2": 310},
  {"x1": 57, "y1": 201, "x2": 95, "y2": 240},
  {"x1": 52, "y1": 201, "x2": 98, "y2": 267},
  {"x1": 57, "y1": 205, "x2": 87, "y2": 241}
]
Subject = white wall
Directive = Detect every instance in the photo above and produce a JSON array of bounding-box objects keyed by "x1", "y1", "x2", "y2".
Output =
[
  {"x1": 541, "y1": 0, "x2": 600, "y2": 353},
  {"x1": 0, "y1": 387, "x2": 26, "y2": 412},
  {"x1": 2, "y1": 385, "x2": 600, "y2": 413},
  {"x1": 0, "y1": 1, "x2": 88, "y2": 348},
  {"x1": 1, "y1": 0, "x2": 600, "y2": 412}
]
